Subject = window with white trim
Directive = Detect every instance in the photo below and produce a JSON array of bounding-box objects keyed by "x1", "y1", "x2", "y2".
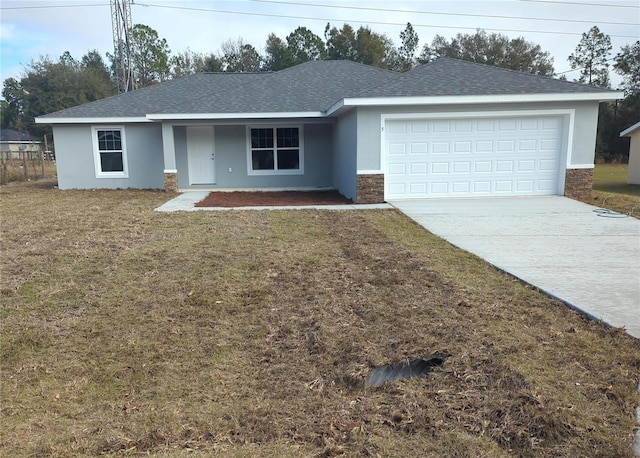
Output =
[
  {"x1": 247, "y1": 126, "x2": 303, "y2": 175},
  {"x1": 93, "y1": 127, "x2": 128, "y2": 178}
]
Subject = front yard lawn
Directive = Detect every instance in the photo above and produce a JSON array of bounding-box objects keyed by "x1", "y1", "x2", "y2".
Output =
[{"x1": 1, "y1": 181, "x2": 638, "y2": 457}]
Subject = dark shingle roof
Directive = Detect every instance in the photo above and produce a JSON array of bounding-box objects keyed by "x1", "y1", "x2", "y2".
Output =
[
  {"x1": 0, "y1": 129, "x2": 38, "y2": 142},
  {"x1": 361, "y1": 57, "x2": 608, "y2": 97},
  {"x1": 38, "y1": 58, "x2": 615, "y2": 120},
  {"x1": 38, "y1": 73, "x2": 265, "y2": 118},
  {"x1": 156, "y1": 60, "x2": 397, "y2": 114}
]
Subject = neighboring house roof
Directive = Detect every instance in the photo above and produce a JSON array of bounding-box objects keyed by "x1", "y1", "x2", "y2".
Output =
[
  {"x1": 620, "y1": 121, "x2": 640, "y2": 137},
  {"x1": 36, "y1": 57, "x2": 622, "y2": 123},
  {"x1": 0, "y1": 129, "x2": 39, "y2": 143}
]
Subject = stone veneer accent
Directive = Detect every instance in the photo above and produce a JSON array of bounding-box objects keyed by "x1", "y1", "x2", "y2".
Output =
[
  {"x1": 356, "y1": 173, "x2": 385, "y2": 204},
  {"x1": 564, "y1": 168, "x2": 593, "y2": 201},
  {"x1": 163, "y1": 172, "x2": 178, "y2": 193}
]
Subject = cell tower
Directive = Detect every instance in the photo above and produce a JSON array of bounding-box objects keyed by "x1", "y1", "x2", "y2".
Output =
[{"x1": 110, "y1": 0, "x2": 136, "y2": 93}]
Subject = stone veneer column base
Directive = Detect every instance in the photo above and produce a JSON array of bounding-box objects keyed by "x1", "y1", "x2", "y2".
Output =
[
  {"x1": 163, "y1": 172, "x2": 178, "y2": 193},
  {"x1": 564, "y1": 168, "x2": 593, "y2": 201},
  {"x1": 356, "y1": 173, "x2": 385, "y2": 204}
]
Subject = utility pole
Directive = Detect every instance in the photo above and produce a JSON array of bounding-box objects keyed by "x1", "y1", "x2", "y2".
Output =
[{"x1": 110, "y1": 0, "x2": 136, "y2": 93}]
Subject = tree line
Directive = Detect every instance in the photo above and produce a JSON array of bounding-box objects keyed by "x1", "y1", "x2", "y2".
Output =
[{"x1": 1, "y1": 22, "x2": 637, "y2": 162}]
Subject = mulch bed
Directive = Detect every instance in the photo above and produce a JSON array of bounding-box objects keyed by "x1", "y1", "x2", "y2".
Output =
[{"x1": 195, "y1": 190, "x2": 353, "y2": 207}]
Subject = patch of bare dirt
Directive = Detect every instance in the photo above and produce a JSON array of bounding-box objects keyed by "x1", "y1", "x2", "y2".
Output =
[{"x1": 195, "y1": 190, "x2": 353, "y2": 207}]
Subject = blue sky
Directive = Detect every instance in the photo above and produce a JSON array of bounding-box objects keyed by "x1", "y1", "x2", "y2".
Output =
[{"x1": 1, "y1": 0, "x2": 638, "y2": 88}]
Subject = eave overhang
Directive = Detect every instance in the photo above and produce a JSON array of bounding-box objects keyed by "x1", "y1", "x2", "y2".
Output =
[
  {"x1": 145, "y1": 111, "x2": 326, "y2": 121},
  {"x1": 35, "y1": 116, "x2": 151, "y2": 124},
  {"x1": 326, "y1": 91, "x2": 623, "y2": 116},
  {"x1": 620, "y1": 121, "x2": 640, "y2": 137}
]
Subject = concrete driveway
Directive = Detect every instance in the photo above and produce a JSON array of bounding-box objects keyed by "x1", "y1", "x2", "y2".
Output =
[{"x1": 391, "y1": 196, "x2": 640, "y2": 338}]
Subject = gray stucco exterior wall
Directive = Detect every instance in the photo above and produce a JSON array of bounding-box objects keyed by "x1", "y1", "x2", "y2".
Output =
[
  {"x1": 354, "y1": 101, "x2": 602, "y2": 172},
  {"x1": 53, "y1": 124, "x2": 164, "y2": 190},
  {"x1": 568, "y1": 102, "x2": 599, "y2": 165},
  {"x1": 174, "y1": 123, "x2": 334, "y2": 190},
  {"x1": 332, "y1": 110, "x2": 358, "y2": 200}
]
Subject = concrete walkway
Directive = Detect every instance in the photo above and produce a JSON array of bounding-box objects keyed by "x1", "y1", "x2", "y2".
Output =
[
  {"x1": 155, "y1": 191, "x2": 393, "y2": 212},
  {"x1": 391, "y1": 196, "x2": 640, "y2": 339}
]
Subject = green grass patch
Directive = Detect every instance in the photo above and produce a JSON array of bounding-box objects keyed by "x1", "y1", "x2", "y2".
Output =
[
  {"x1": 579, "y1": 164, "x2": 640, "y2": 217},
  {"x1": 1, "y1": 181, "x2": 639, "y2": 457},
  {"x1": 593, "y1": 164, "x2": 640, "y2": 196}
]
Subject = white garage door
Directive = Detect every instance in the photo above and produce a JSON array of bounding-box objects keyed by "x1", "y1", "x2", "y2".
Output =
[{"x1": 385, "y1": 115, "x2": 564, "y2": 199}]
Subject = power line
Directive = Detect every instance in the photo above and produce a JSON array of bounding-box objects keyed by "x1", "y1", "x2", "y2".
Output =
[
  {"x1": 1, "y1": 3, "x2": 107, "y2": 10},
  {"x1": 518, "y1": 0, "x2": 639, "y2": 8},
  {"x1": 248, "y1": 0, "x2": 640, "y2": 27},
  {"x1": 556, "y1": 56, "x2": 617, "y2": 75},
  {"x1": 133, "y1": 2, "x2": 639, "y2": 39}
]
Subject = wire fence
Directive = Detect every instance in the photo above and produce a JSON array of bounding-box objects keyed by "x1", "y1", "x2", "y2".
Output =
[{"x1": 0, "y1": 150, "x2": 57, "y2": 185}]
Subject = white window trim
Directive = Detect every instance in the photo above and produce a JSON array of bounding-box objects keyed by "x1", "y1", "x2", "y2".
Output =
[
  {"x1": 246, "y1": 125, "x2": 304, "y2": 176},
  {"x1": 92, "y1": 126, "x2": 129, "y2": 178}
]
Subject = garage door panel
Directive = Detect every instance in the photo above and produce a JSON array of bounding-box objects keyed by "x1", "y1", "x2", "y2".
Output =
[
  {"x1": 409, "y1": 183, "x2": 427, "y2": 194},
  {"x1": 476, "y1": 119, "x2": 495, "y2": 131},
  {"x1": 475, "y1": 161, "x2": 492, "y2": 172},
  {"x1": 540, "y1": 159, "x2": 557, "y2": 171},
  {"x1": 410, "y1": 143, "x2": 428, "y2": 154},
  {"x1": 388, "y1": 123, "x2": 407, "y2": 134},
  {"x1": 497, "y1": 140, "x2": 515, "y2": 152},
  {"x1": 498, "y1": 119, "x2": 517, "y2": 131},
  {"x1": 452, "y1": 182, "x2": 470, "y2": 193},
  {"x1": 430, "y1": 182, "x2": 449, "y2": 194},
  {"x1": 454, "y1": 141, "x2": 472, "y2": 153},
  {"x1": 431, "y1": 162, "x2": 449, "y2": 174},
  {"x1": 495, "y1": 181, "x2": 513, "y2": 192},
  {"x1": 541, "y1": 138, "x2": 559, "y2": 151},
  {"x1": 410, "y1": 121, "x2": 428, "y2": 133},
  {"x1": 520, "y1": 119, "x2": 539, "y2": 130},
  {"x1": 476, "y1": 140, "x2": 493, "y2": 153},
  {"x1": 453, "y1": 162, "x2": 471, "y2": 173},
  {"x1": 433, "y1": 121, "x2": 450, "y2": 133},
  {"x1": 385, "y1": 115, "x2": 563, "y2": 199},
  {"x1": 432, "y1": 142, "x2": 450, "y2": 154},
  {"x1": 518, "y1": 160, "x2": 535, "y2": 171},
  {"x1": 519, "y1": 139, "x2": 537, "y2": 151},
  {"x1": 516, "y1": 180, "x2": 534, "y2": 191},
  {"x1": 538, "y1": 179, "x2": 555, "y2": 191},
  {"x1": 387, "y1": 163, "x2": 406, "y2": 175},
  {"x1": 542, "y1": 118, "x2": 562, "y2": 130},
  {"x1": 474, "y1": 181, "x2": 491, "y2": 192},
  {"x1": 388, "y1": 143, "x2": 406, "y2": 155},
  {"x1": 388, "y1": 182, "x2": 407, "y2": 195},
  {"x1": 496, "y1": 161, "x2": 514, "y2": 172},
  {"x1": 454, "y1": 120, "x2": 473, "y2": 132},
  {"x1": 410, "y1": 163, "x2": 427, "y2": 174}
]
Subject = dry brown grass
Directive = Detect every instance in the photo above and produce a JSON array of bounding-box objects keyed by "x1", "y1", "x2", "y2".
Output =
[
  {"x1": 0, "y1": 159, "x2": 57, "y2": 185},
  {"x1": 1, "y1": 181, "x2": 639, "y2": 457}
]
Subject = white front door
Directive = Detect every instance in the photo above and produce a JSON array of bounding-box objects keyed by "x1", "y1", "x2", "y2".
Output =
[{"x1": 187, "y1": 126, "x2": 215, "y2": 185}]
